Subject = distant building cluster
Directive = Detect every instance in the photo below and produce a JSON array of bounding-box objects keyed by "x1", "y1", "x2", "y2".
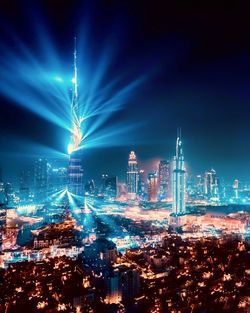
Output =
[{"x1": 0, "y1": 128, "x2": 249, "y2": 213}]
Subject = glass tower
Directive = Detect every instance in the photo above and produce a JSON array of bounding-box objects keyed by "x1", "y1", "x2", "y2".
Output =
[
  {"x1": 172, "y1": 129, "x2": 186, "y2": 214},
  {"x1": 127, "y1": 151, "x2": 139, "y2": 200},
  {"x1": 68, "y1": 39, "x2": 84, "y2": 196},
  {"x1": 68, "y1": 152, "x2": 83, "y2": 196}
]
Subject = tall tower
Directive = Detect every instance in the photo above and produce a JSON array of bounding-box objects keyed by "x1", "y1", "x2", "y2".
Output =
[
  {"x1": 172, "y1": 128, "x2": 186, "y2": 214},
  {"x1": 127, "y1": 151, "x2": 139, "y2": 200},
  {"x1": 68, "y1": 38, "x2": 84, "y2": 196}
]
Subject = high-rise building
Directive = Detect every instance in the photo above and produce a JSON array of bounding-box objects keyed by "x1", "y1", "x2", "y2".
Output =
[
  {"x1": 105, "y1": 269, "x2": 121, "y2": 304},
  {"x1": 233, "y1": 179, "x2": 239, "y2": 199},
  {"x1": 127, "y1": 151, "x2": 139, "y2": 200},
  {"x1": 195, "y1": 174, "x2": 204, "y2": 196},
  {"x1": 85, "y1": 179, "x2": 96, "y2": 195},
  {"x1": 172, "y1": 129, "x2": 186, "y2": 214},
  {"x1": 158, "y1": 160, "x2": 171, "y2": 201},
  {"x1": 68, "y1": 39, "x2": 84, "y2": 196},
  {"x1": 19, "y1": 169, "x2": 33, "y2": 202},
  {"x1": 68, "y1": 153, "x2": 84, "y2": 196},
  {"x1": 148, "y1": 172, "x2": 158, "y2": 202},
  {"x1": 104, "y1": 266, "x2": 140, "y2": 304},
  {"x1": 34, "y1": 159, "x2": 48, "y2": 200},
  {"x1": 138, "y1": 169, "x2": 145, "y2": 198},
  {"x1": 119, "y1": 267, "x2": 140, "y2": 302},
  {"x1": 50, "y1": 167, "x2": 67, "y2": 192},
  {"x1": 101, "y1": 174, "x2": 117, "y2": 200},
  {"x1": 204, "y1": 168, "x2": 219, "y2": 199}
]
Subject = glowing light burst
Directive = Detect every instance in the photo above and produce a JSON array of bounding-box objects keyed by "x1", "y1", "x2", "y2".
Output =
[
  {"x1": 67, "y1": 120, "x2": 84, "y2": 155},
  {"x1": 0, "y1": 12, "x2": 148, "y2": 157}
]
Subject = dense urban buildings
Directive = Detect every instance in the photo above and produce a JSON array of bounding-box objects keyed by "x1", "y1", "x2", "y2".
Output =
[
  {"x1": 0, "y1": 74, "x2": 250, "y2": 312},
  {"x1": 1, "y1": 2, "x2": 250, "y2": 312}
]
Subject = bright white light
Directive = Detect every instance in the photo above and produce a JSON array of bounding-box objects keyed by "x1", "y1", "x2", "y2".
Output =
[
  {"x1": 54, "y1": 76, "x2": 63, "y2": 83},
  {"x1": 68, "y1": 143, "x2": 74, "y2": 155},
  {"x1": 72, "y1": 77, "x2": 76, "y2": 84},
  {"x1": 67, "y1": 121, "x2": 83, "y2": 155}
]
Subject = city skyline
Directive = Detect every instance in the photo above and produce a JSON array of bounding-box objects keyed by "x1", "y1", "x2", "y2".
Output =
[{"x1": 0, "y1": 3, "x2": 250, "y2": 312}]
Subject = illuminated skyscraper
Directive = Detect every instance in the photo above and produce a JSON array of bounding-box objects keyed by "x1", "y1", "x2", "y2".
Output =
[
  {"x1": 138, "y1": 169, "x2": 145, "y2": 198},
  {"x1": 101, "y1": 174, "x2": 118, "y2": 200},
  {"x1": 50, "y1": 166, "x2": 67, "y2": 192},
  {"x1": 233, "y1": 179, "x2": 239, "y2": 199},
  {"x1": 158, "y1": 160, "x2": 171, "y2": 201},
  {"x1": 127, "y1": 151, "x2": 139, "y2": 200},
  {"x1": 85, "y1": 179, "x2": 96, "y2": 195},
  {"x1": 19, "y1": 169, "x2": 32, "y2": 202},
  {"x1": 148, "y1": 172, "x2": 158, "y2": 202},
  {"x1": 204, "y1": 168, "x2": 219, "y2": 199},
  {"x1": 34, "y1": 159, "x2": 48, "y2": 200},
  {"x1": 172, "y1": 129, "x2": 186, "y2": 214},
  {"x1": 68, "y1": 154, "x2": 83, "y2": 196},
  {"x1": 68, "y1": 38, "x2": 84, "y2": 196}
]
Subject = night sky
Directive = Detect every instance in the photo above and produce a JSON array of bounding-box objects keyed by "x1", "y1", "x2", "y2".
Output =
[{"x1": 1, "y1": 1, "x2": 250, "y2": 183}]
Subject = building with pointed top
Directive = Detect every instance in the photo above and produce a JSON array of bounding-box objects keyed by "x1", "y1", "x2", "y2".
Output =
[
  {"x1": 172, "y1": 128, "x2": 186, "y2": 215},
  {"x1": 127, "y1": 151, "x2": 139, "y2": 200},
  {"x1": 204, "y1": 168, "x2": 219, "y2": 200},
  {"x1": 68, "y1": 38, "x2": 84, "y2": 196}
]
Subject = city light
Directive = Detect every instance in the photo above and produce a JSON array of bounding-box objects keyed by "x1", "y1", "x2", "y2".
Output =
[{"x1": 0, "y1": 2, "x2": 250, "y2": 313}]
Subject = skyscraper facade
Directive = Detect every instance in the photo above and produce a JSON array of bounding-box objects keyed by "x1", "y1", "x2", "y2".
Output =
[
  {"x1": 19, "y1": 169, "x2": 33, "y2": 202},
  {"x1": 158, "y1": 160, "x2": 171, "y2": 201},
  {"x1": 138, "y1": 169, "x2": 146, "y2": 198},
  {"x1": 233, "y1": 179, "x2": 239, "y2": 199},
  {"x1": 172, "y1": 129, "x2": 186, "y2": 214},
  {"x1": 50, "y1": 167, "x2": 67, "y2": 192},
  {"x1": 68, "y1": 153, "x2": 84, "y2": 196},
  {"x1": 126, "y1": 151, "x2": 139, "y2": 200},
  {"x1": 101, "y1": 174, "x2": 118, "y2": 200},
  {"x1": 204, "y1": 169, "x2": 219, "y2": 199},
  {"x1": 148, "y1": 172, "x2": 158, "y2": 202},
  {"x1": 34, "y1": 159, "x2": 48, "y2": 200},
  {"x1": 68, "y1": 39, "x2": 84, "y2": 196}
]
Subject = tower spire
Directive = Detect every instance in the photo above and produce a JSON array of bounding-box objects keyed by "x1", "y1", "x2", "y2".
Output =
[
  {"x1": 68, "y1": 36, "x2": 83, "y2": 155},
  {"x1": 172, "y1": 127, "x2": 186, "y2": 217},
  {"x1": 73, "y1": 36, "x2": 78, "y2": 99},
  {"x1": 176, "y1": 127, "x2": 183, "y2": 159},
  {"x1": 72, "y1": 36, "x2": 78, "y2": 118}
]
